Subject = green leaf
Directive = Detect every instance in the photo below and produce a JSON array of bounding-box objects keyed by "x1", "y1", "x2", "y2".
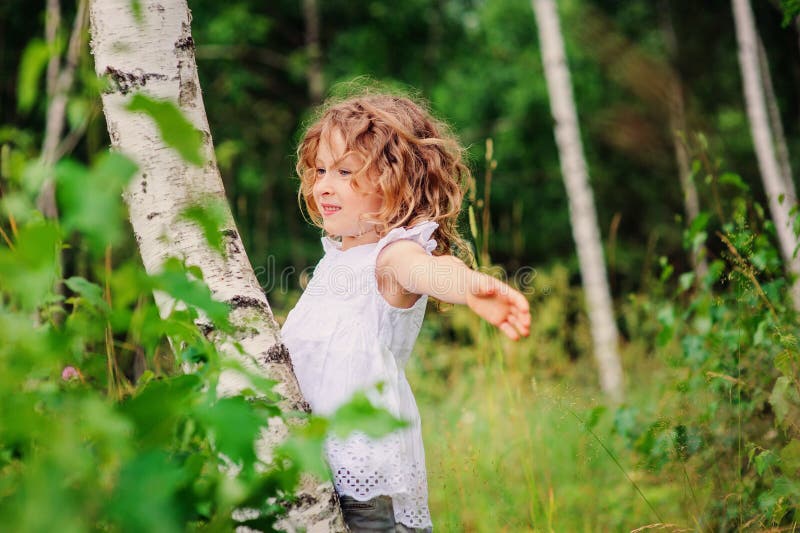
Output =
[
  {"x1": 56, "y1": 153, "x2": 138, "y2": 254},
  {"x1": 656, "y1": 304, "x2": 675, "y2": 347},
  {"x1": 198, "y1": 397, "x2": 263, "y2": 467},
  {"x1": 179, "y1": 198, "x2": 229, "y2": 254},
  {"x1": 126, "y1": 94, "x2": 204, "y2": 166},
  {"x1": 687, "y1": 212, "x2": 710, "y2": 238},
  {"x1": 149, "y1": 257, "x2": 232, "y2": 330},
  {"x1": 754, "y1": 449, "x2": 779, "y2": 476},
  {"x1": 658, "y1": 256, "x2": 673, "y2": 283},
  {"x1": 0, "y1": 222, "x2": 61, "y2": 310},
  {"x1": 703, "y1": 260, "x2": 725, "y2": 288},
  {"x1": 779, "y1": 439, "x2": 800, "y2": 477},
  {"x1": 66, "y1": 97, "x2": 89, "y2": 131},
  {"x1": 64, "y1": 276, "x2": 109, "y2": 314},
  {"x1": 131, "y1": 0, "x2": 144, "y2": 23},
  {"x1": 118, "y1": 374, "x2": 201, "y2": 447},
  {"x1": 584, "y1": 406, "x2": 606, "y2": 431},
  {"x1": 781, "y1": 0, "x2": 800, "y2": 26},
  {"x1": 769, "y1": 377, "x2": 800, "y2": 431},
  {"x1": 678, "y1": 272, "x2": 695, "y2": 293},
  {"x1": 17, "y1": 39, "x2": 50, "y2": 113},
  {"x1": 277, "y1": 417, "x2": 329, "y2": 480},
  {"x1": 105, "y1": 451, "x2": 187, "y2": 533},
  {"x1": 328, "y1": 391, "x2": 408, "y2": 439},
  {"x1": 719, "y1": 172, "x2": 749, "y2": 192}
]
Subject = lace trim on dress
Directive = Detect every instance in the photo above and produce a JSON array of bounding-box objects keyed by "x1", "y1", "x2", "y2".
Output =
[{"x1": 327, "y1": 431, "x2": 433, "y2": 529}]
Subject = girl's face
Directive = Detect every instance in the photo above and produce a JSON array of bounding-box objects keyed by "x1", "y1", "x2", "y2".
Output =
[{"x1": 312, "y1": 128, "x2": 384, "y2": 250}]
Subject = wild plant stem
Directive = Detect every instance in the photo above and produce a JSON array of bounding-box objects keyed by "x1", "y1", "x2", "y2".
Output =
[
  {"x1": 0, "y1": 224, "x2": 14, "y2": 250},
  {"x1": 716, "y1": 231, "x2": 779, "y2": 320},
  {"x1": 565, "y1": 406, "x2": 664, "y2": 524}
]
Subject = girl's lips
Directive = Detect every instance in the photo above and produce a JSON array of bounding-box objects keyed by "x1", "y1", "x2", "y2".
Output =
[{"x1": 321, "y1": 204, "x2": 341, "y2": 216}]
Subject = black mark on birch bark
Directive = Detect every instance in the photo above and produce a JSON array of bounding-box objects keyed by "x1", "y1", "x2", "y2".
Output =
[
  {"x1": 197, "y1": 321, "x2": 215, "y2": 338},
  {"x1": 175, "y1": 58, "x2": 197, "y2": 108},
  {"x1": 175, "y1": 35, "x2": 195, "y2": 52},
  {"x1": 229, "y1": 294, "x2": 268, "y2": 312},
  {"x1": 146, "y1": 212, "x2": 160, "y2": 220},
  {"x1": 104, "y1": 66, "x2": 168, "y2": 95},
  {"x1": 178, "y1": 79, "x2": 197, "y2": 107},
  {"x1": 263, "y1": 342, "x2": 291, "y2": 365},
  {"x1": 224, "y1": 229, "x2": 241, "y2": 255},
  {"x1": 289, "y1": 493, "x2": 318, "y2": 510},
  {"x1": 108, "y1": 120, "x2": 120, "y2": 145}
]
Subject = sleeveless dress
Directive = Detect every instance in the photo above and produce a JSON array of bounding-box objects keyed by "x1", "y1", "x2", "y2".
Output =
[{"x1": 280, "y1": 221, "x2": 438, "y2": 530}]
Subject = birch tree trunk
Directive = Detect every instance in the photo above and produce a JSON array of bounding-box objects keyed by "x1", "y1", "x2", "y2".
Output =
[
  {"x1": 38, "y1": 0, "x2": 89, "y2": 219},
  {"x1": 88, "y1": 1, "x2": 344, "y2": 531},
  {"x1": 303, "y1": 0, "x2": 324, "y2": 103},
  {"x1": 660, "y1": 0, "x2": 708, "y2": 282},
  {"x1": 757, "y1": 34, "x2": 795, "y2": 201},
  {"x1": 732, "y1": 0, "x2": 800, "y2": 311},
  {"x1": 531, "y1": 0, "x2": 624, "y2": 404}
]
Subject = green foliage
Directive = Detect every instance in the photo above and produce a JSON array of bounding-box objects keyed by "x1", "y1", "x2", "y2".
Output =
[
  {"x1": 0, "y1": 221, "x2": 60, "y2": 310},
  {"x1": 610, "y1": 155, "x2": 800, "y2": 529},
  {"x1": 781, "y1": 0, "x2": 800, "y2": 26},
  {"x1": 179, "y1": 197, "x2": 230, "y2": 255},
  {"x1": 56, "y1": 152, "x2": 138, "y2": 255},
  {"x1": 17, "y1": 38, "x2": 51, "y2": 113},
  {"x1": 0, "y1": 109, "x2": 406, "y2": 531},
  {"x1": 126, "y1": 94, "x2": 205, "y2": 166}
]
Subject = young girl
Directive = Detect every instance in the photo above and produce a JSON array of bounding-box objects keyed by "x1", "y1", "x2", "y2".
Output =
[{"x1": 280, "y1": 92, "x2": 530, "y2": 532}]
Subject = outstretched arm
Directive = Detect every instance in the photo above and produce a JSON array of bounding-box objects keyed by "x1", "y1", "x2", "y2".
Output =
[{"x1": 376, "y1": 240, "x2": 531, "y2": 340}]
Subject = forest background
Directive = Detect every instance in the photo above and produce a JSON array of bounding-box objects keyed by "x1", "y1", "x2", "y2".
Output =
[{"x1": 1, "y1": 0, "x2": 800, "y2": 531}]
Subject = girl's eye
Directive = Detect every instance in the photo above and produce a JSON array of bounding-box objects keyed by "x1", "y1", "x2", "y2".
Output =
[
  {"x1": 315, "y1": 168, "x2": 326, "y2": 178},
  {"x1": 338, "y1": 169, "x2": 352, "y2": 177}
]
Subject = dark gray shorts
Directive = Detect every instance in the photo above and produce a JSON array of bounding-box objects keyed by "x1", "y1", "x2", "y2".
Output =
[{"x1": 339, "y1": 495, "x2": 432, "y2": 533}]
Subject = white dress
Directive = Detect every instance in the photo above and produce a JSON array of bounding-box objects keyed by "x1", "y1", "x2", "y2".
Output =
[{"x1": 280, "y1": 221, "x2": 437, "y2": 529}]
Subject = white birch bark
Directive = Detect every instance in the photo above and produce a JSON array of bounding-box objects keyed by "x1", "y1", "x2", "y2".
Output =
[
  {"x1": 88, "y1": 1, "x2": 344, "y2": 531},
  {"x1": 732, "y1": 0, "x2": 800, "y2": 311},
  {"x1": 302, "y1": 0, "x2": 324, "y2": 103},
  {"x1": 660, "y1": 0, "x2": 708, "y2": 281},
  {"x1": 757, "y1": 34, "x2": 795, "y2": 201},
  {"x1": 38, "y1": 0, "x2": 89, "y2": 219},
  {"x1": 531, "y1": 0, "x2": 624, "y2": 404}
]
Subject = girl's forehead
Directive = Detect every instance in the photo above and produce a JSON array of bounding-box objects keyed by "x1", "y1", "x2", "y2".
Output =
[{"x1": 317, "y1": 126, "x2": 363, "y2": 163}]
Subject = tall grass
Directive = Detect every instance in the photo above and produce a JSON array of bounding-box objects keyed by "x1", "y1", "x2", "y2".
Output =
[{"x1": 408, "y1": 276, "x2": 694, "y2": 532}]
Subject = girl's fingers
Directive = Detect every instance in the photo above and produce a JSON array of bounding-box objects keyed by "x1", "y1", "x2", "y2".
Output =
[
  {"x1": 506, "y1": 313, "x2": 528, "y2": 336},
  {"x1": 498, "y1": 321, "x2": 519, "y2": 340}
]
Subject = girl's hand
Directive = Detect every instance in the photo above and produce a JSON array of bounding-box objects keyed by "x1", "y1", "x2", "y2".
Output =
[{"x1": 466, "y1": 273, "x2": 531, "y2": 340}]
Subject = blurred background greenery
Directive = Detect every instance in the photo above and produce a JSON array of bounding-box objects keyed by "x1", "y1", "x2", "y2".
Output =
[{"x1": 2, "y1": 0, "x2": 800, "y2": 530}]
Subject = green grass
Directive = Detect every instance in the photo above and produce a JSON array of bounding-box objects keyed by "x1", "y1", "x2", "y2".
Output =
[{"x1": 408, "y1": 302, "x2": 699, "y2": 532}]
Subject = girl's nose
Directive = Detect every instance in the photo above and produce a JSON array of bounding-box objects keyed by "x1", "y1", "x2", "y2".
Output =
[{"x1": 314, "y1": 176, "x2": 332, "y2": 196}]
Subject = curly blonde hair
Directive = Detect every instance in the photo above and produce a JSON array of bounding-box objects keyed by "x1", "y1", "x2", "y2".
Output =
[{"x1": 296, "y1": 90, "x2": 474, "y2": 263}]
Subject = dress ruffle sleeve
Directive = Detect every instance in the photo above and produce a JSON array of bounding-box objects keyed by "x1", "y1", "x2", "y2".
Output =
[{"x1": 374, "y1": 221, "x2": 439, "y2": 257}]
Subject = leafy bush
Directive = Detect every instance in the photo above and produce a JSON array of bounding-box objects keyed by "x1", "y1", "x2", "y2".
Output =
[
  {"x1": 613, "y1": 159, "x2": 800, "y2": 529},
  {"x1": 0, "y1": 133, "x2": 406, "y2": 530}
]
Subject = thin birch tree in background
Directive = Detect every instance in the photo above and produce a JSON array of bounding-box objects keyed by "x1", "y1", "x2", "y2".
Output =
[
  {"x1": 531, "y1": 0, "x2": 625, "y2": 404},
  {"x1": 88, "y1": 1, "x2": 345, "y2": 530},
  {"x1": 37, "y1": 0, "x2": 89, "y2": 219},
  {"x1": 303, "y1": 0, "x2": 324, "y2": 103},
  {"x1": 757, "y1": 35, "x2": 795, "y2": 200},
  {"x1": 660, "y1": 0, "x2": 708, "y2": 282},
  {"x1": 732, "y1": 0, "x2": 800, "y2": 311}
]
